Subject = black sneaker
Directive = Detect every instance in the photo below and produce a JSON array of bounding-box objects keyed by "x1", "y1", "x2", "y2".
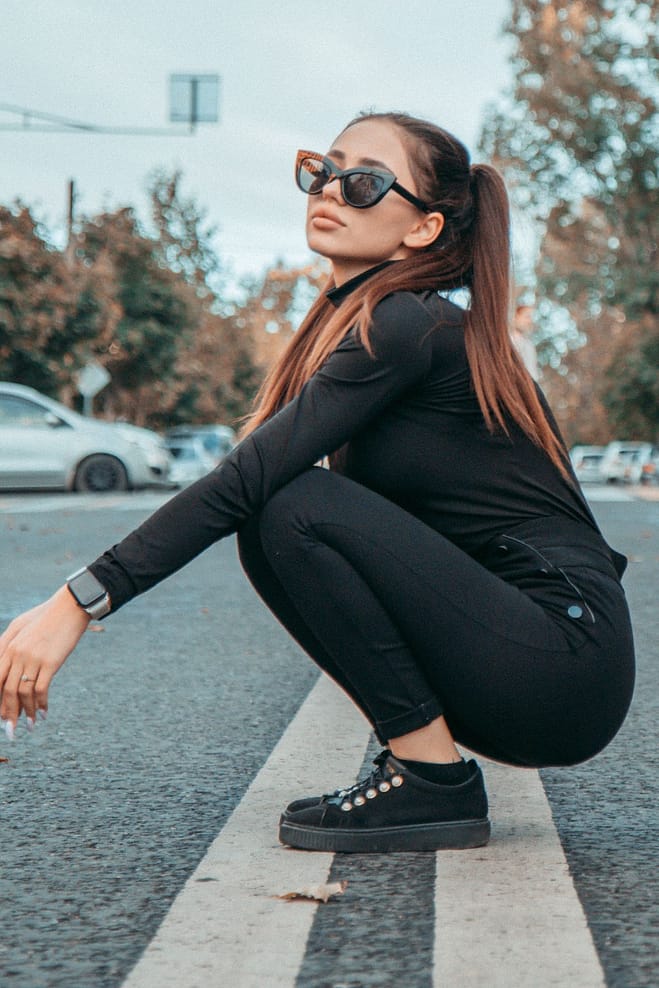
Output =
[
  {"x1": 278, "y1": 753, "x2": 490, "y2": 853},
  {"x1": 283, "y1": 750, "x2": 392, "y2": 817}
]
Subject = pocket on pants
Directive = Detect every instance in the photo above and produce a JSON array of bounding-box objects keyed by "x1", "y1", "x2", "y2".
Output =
[{"x1": 477, "y1": 533, "x2": 598, "y2": 643}]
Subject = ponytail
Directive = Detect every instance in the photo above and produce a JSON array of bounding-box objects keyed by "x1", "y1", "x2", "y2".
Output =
[{"x1": 466, "y1": 165, "x2": 569, "y2": 477}]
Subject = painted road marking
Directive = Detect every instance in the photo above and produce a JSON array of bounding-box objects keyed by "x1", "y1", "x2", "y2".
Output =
[
  {"x1": 583, "y1": 486, "x2": 634, "y2": 501},
  {"x1": 0, "y1": 492, "x2": 174, "y2": 514},
  {"x1": 120, "y1": 675, "x2": 605, "y2": 988},
  {"x1": 120, "y1": 675, "x2": 370, "y2": 988},
  {"x1": 433, "y1": 757, "x2": 604, "y2": 987}
]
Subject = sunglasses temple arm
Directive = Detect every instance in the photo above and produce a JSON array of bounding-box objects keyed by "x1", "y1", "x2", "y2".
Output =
[{"x1": 393, "y1": 182, "x2": 431, "y2": 213}]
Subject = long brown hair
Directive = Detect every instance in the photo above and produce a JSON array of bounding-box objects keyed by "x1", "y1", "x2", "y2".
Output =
[{"x1": 243, "y1": 111, "x2": 569, "y2": 477}]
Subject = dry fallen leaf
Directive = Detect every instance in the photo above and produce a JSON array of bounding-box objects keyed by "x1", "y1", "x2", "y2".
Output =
[
  {"x1": 0, "y1": 757, "x2": 9, "y2": 763},
  {"x1": 277, "y1": 880, "x2": 348, "y2": 904}
]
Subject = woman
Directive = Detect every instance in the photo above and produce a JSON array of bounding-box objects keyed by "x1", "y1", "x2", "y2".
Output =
[{"x1": 0, "y1": 112, "x2": 635, "y2": 854}]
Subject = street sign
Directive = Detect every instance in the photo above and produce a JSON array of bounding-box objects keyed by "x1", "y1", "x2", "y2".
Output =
[
  {"x1": 169, "y1": 74, "x2": 220, "y2": 128},
  {"x1": 77, "y1": 361, "x2": 110, "y2": 397}
]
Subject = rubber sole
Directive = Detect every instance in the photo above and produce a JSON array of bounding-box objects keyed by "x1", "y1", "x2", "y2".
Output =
[{"x1": 278, "y1": 816, "x2": 491, "y2": 853}]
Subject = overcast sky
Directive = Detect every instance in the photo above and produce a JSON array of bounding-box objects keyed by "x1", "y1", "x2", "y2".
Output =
[{"x1": 3, "y1": 0, "x2": 512, "y2": 277}]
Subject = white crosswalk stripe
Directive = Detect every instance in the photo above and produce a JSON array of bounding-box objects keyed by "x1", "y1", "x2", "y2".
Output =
[
  {"x1": 120, "y1": 676, "x2": 605, "y2": 988},
  {"x1": 433, "y1": 762, "x2": 604, "y2": 987},
  {"x1": 121, "y1": 676, "x2": 369, "y2": 988}
]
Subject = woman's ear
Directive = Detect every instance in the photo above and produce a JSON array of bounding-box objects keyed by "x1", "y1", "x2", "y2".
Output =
[{"x1": 403, "y1": 211, "x2": 445, "y2": 250}]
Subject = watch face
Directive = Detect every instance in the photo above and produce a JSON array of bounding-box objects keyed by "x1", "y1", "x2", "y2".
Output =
[{"x1": 70, "y1": 569, "x2": 106, "y2": 606}]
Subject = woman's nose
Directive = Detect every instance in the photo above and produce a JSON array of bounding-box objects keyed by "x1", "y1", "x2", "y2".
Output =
[{"x1": 321, "y1": 175, "x2": 345, "y2": 205}]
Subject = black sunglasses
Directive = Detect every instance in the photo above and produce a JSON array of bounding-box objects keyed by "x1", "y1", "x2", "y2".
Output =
[{"x1": 295, "y1": 150, "x2": 430, "y2": 212}]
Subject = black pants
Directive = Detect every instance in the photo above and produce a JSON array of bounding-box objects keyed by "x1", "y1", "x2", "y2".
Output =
[{"x1": 237, "y1": 468, "x2": 635, "y2": 768}]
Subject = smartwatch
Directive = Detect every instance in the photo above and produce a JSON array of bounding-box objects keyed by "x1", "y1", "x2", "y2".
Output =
[{"x1": 66, "y1": 567, "x2": 112, "y2": 619}]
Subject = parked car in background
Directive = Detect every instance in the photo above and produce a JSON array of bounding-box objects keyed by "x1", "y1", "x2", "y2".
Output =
[
  {"x1": 0, "y1": 382, "x2": 172, "y2": 492},
  {"x1": 569, "y1": 445, "x2": 606, "y2": 484},
  {"x1": 639, "y1": 447, "x2": 659, "y2": 485},
  {"x1": 165, "y1": 424, "x2": 236, "y2": 466},
  {"x1": 164, "y1": 436, "x2": 217, "y2": 487},
  {"x1": 600, "y1": 441, "x2": 657, "y2": 485}
]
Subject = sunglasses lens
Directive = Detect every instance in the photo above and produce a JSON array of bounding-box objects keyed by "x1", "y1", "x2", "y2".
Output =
[
  {"x1": 298, "y1": 157, "x2": 330, "y2": 194},
  {"x1": 343, "y1": 172, "x2": 387, "y2": 207}
]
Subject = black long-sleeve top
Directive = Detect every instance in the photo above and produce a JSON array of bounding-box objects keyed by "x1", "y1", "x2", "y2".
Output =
[{"x1": 89, "y1": 264, "x2": 611, "y2": 612}]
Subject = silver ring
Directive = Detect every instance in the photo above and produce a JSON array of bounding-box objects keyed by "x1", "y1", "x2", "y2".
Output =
[{"x1": 19, "y1": 674, "x2": 35, "y2": 683}]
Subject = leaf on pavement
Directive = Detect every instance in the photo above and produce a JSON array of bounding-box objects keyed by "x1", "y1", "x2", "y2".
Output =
[
  {"x1": 0, "y1": 757, "x2": 9, "y2": 763},
  {"x1": 277, "y1": 880, "x2": 348, "y2": 903}
]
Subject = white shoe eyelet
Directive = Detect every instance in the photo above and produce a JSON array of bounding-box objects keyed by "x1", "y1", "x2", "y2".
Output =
[
  {"x1": 365, "y1": 788, "x2": 378, "y2": 799},
  {"x1": 391, "y1": 774, "x2": 404, "y2": 787},
  {"x1": 340, "y1": 800, "x2": 353, "y2": 811},
  {"x1": 353, "y1": 794, "x2": 366, "y2": 806},
  {"x1": 378, "y1": 781, "x2": 391, "y2": 793}
]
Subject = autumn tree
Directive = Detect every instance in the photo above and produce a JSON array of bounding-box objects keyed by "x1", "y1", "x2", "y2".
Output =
[
  {"x1": 146, "y1": 171, "x2": 262, "y2": 428},
  {"x1": 0, "y1": 204, "x2": 103, "y2": 398},
  {"x1": 1, "y1": 173, "x2": 327, "y2": 430},
  {"x1": 479, "y1": 0, "x2": 658, "y2": 444},
  {"x1": 73, "y1": 207, "x2": 192, "y2": 424},
  {"x1": 148, "y1": 169, "x2": 220, "y2": 299},
  {"x1": 240, "y1": 260, "x2": 328, "y2": 375}
]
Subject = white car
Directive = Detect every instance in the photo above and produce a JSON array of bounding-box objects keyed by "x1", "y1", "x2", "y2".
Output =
[
  {"x1": 164, "y1": 436, "x2": 217, "y2": 487},
  {"x1": 165, "y1": 424, "x2": 235, "y2": 465},
  {"x1": 600, "y1": 441, "x2": 657, "y2": 485},
  {"x1": 0, "y1": 382, "x2": 172, "y2": 492},
  {"x1": 569, "y1": 445, "x2": 606, "y2": 484}
]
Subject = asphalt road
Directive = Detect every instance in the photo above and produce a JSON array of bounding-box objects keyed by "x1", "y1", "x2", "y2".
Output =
[{"x1": 0, "y1": 488, "x2": 657, "y2": 987}]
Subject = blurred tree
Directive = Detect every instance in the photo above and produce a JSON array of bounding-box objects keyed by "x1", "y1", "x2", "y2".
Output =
[
  {"x1": 74, "y1": 207, "x2": 192, "y2": 424},
  {"x1": 604, "y1": 316, "x2": 659, "y2": 436},
  {"x1": 148, "y1": 169, "x2": 220, "y2": 299},
  {"x1": 1, "y1": 174, "x2": 327, "y2": 430},
  {"x1": 0, "y1": 204, "x2": 102, "y2": 396},
  {"x1": 479, "y1": 0, "x2": 658, "y2": 444},
  {"x1": 166, "y1": 261, "x2": 328, "y2": 429},
  {"x1": 146, "y1": 172, "x2": 262, "y2": 428},
  {"x1": 240, "y1": 260, "x2": 328, "y2": 375}
]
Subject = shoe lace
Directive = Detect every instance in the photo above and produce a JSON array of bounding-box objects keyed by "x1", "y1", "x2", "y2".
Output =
[{"x1": 324, "y1": 749, "x2": 391, "y2": 803}]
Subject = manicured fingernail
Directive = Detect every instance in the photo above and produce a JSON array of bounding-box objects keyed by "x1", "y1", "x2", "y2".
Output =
[
  {"x1": 26, "y1": 716, "x2": 35, "y2": 732},
  {"x1": 38, "y1": 709, "x2": 47, "y2": 721},
  {"x1": 5, "y1": 721, "x2": 15, "y2": 741}
]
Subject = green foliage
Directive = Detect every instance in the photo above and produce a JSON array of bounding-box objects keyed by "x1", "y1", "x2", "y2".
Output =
[
  {"x1": 479, "y1": 0, "x2": 658, "y2": 439},
  {"x1": 0, "y1": 205, "x2": 101, "y2": 394},
  {"x1": 72, "y1": 207, "x2": 192, "y2": 411},
  {"x1": 0, "y1": 172, "x2": 323, "y2": 428},
  {"x1": 147, "y1": 170, "x2": 221, "y2": 293},
  {"x1": 604, "y1": 323, "x2": 659, "y2": 439}
]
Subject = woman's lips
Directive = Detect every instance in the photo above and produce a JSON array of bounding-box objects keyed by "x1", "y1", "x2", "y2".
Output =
[{"x1": 310, "y1": 210, "x2": 345, "y2": 229}]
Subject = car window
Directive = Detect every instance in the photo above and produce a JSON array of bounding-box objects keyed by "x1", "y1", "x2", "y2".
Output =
[
  {"x1": 0, "y1": 395, "x2": 52, "y2": 426},
  {"x1": 168, "y1": 445, "x2": 198, "y2": 461}
]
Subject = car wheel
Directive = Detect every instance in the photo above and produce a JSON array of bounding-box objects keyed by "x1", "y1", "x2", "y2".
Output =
[{"x1": 74, "y1": 455, "x2": 129, "y2": 493}]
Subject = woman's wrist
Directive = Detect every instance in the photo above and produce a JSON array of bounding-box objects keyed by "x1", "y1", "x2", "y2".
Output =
[{"x1": 55, "y1": 585, "x2": 95, "y2": 627}]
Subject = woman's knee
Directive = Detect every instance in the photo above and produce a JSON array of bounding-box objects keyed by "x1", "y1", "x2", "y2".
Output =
[{"x1": 258, "y1": 467, "x2": 328, "y2": 540}]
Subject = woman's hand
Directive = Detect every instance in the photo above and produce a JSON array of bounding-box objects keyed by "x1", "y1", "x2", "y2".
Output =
[{"x1": 0, "y1": 585, "x2": 92, "y2": 739}]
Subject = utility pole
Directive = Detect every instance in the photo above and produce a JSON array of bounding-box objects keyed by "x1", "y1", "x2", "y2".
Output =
[{"x1": 65, "y1": 178, "x2": 76, "y2": 266}]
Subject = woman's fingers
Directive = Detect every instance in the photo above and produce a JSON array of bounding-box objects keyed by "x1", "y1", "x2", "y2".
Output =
[
  {"x1": 0, "y1": 586, "x2": 89, "y2": 739},
  {"x1": 3, "y1": 662, "x2": 51, "y2": 737},
  {"x1": 17, "y1": 670, "x2": 41, "y2": 725}
]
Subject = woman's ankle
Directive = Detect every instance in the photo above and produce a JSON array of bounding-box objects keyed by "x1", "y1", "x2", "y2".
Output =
[{"x1": 389, "y1": 716, "x2": 462, "y2": 764}]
